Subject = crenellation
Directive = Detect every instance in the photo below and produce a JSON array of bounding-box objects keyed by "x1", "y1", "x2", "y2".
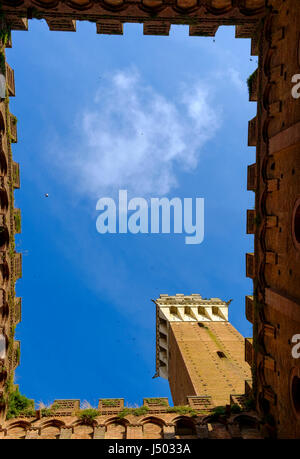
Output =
[
  {"x1": 8, "y1": 114, "x2": 17, "y2": 144},
  {"x1": 143, "y1": 21, "x2": 170, "y2": 36},
  {"x1": 0, "y1": 398, "x2": 263, "y2": 439},
  {"x1": 247, "y1": 163, "x2": 257, "y2": 191},
  {"x1": 245, "y1": 295, "x2": 254, "y2": 324},
  {"x1": 248, "y1": 116, "x2": 257, "y2": 146},
  {"x1": 12, "y1": 162, "x2": 20, "y2": 189},
  {"x1": 244, "y1": 337, "x2": 253, "y2": 367},
  {"x1": 4, "y1": 63, "x2": 14, "y2": 98},
  {"x1": 246, "y1": 253, "x2": 255, "y2": 279},
  {"x1": 96, "y1": 20, "x2": 124, "y2": 35},
  {"x1": 46, "y1": 18, "x2": 76, "y2": 32},
  {"x1": 2, "y1": 17, "x2": 28, "y2": 32},
  {"x1": 189, "y1": 23, "x2": 219, "y2": 37},
  {"x1": 0, "y1": 1, "x2": 269, "y2": 29},
  {"x1": 246, "y1": 209, "x2": 256, "y2": 234}
]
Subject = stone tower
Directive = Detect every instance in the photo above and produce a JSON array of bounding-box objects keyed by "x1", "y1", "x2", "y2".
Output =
[{"x1": 155, "y1": 294, "x2": 251, "y2": 407}]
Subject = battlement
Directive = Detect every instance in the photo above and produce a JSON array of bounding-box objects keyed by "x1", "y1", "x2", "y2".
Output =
[
  {"x1": 0, "y1": 394, "x2": 262, "y2": 439},
  {"x1": 156, "y1": 294, "x2": 229, "y2": 322}
]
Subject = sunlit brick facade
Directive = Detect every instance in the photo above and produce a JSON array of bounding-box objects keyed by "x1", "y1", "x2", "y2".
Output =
[
  {"x1": 155, "y1": 294, "x2": 251, "y2": 407},
  {"x1": 0, "y1": 0, "x2": 299, "y2": 439},
  {"x1": 0, "y1": 396, "x2": 264, "y2": 439}
]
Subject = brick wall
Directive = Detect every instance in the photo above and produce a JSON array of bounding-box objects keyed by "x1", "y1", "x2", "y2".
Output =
[
  {"x1": 169, "y1": 322, "x2": 251, "y2": 407},
  {"x1": 0, "y1": 411, "x2": 263, "y2": 439}
]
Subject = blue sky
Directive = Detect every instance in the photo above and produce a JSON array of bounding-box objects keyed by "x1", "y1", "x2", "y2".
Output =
[{"x1": 8, "y1": 20, "x2": 256, "y2": 408}]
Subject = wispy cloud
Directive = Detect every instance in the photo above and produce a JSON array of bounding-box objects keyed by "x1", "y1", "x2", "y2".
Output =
[
  {"x1": 227, "y1": 68, "x2": 246, "y2": 92},
  {"x1": 50, "y1": 68, "x2": 221, "y2": 197}
]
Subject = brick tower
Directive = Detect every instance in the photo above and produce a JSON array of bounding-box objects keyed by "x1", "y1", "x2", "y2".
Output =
[{"x1": 155, "y1": 294, "x2": 251, "y2": 407}]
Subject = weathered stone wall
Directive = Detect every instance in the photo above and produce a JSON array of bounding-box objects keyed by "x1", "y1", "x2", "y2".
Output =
[
  {"x1": 245, "y1": 0, "x2": 300, "y2": 439},
  {"x1": 1, "y1": 0, "x2": 300, "y2": 439},
  {"x1": 0, "y1": 25, "x2": 22, "y2": 423},
  {"x1": 0, "y1": 411, "x2": 263, "y2": 439},
  {"x1": 1, "y1": 1, "x2": 268, "y2": 36}
]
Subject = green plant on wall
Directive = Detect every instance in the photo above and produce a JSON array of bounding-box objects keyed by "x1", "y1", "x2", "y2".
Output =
[
  {"x1": 6, "y1": 387, "x2": 35, "y2": 419},
  {"x1": 230, "y1": 403, "x2": 242, "y2": 414},
  {"x1": 0, "y1": 51, "x2": 5, "y2": 76},
  {"x1": 101, "y1": 399, "x2": 119, "y2": 407},
  {"x1": 118, "y1": 405, "x2": 149, "y2": 418},
  {"x1": 15, "y1": 345, "x2": 20, "y2": 365},
  {"x1": 13, "y1": 166, "x2": 19, "y2": 185},
  {"x1": 41, "y1": 407, "x2": 57, "y2": 417},
  {"x1": 144, "y1": 398, "x2": 168, "y2": 406},
  {"x1": 14, "y1": 212, "x2": 21, "y2": 233},
  {"x1": 0, "y1": 362, "x2": 6, "y2": 374},
  {"x1": 8, "y1": 243, "x2": 14, "y2": 258},
  {"x1": 244, "y1": 397, "x2": 256, "y2": 411},
  {"x1": 0, "y1": 393, "x2": 5, "y2": 407},
  {"x1": 51, "y1": 402, "x2": 60, "y2": 411},
  {"x1": 247, "y1": 70, "x2": 257, "y2": 97},
  {"x1": 209, "y1": 405, "x2": 227, "y2": 421},
  {"x1": 0, "y1": 27, "x2": 11, "y2": 47},
  {"x1": 167, "y1": 406, "x2": 198, "y2": 417},
  {"x1": 78, "y1": 408, "x2": 99, "y2": 425},
  {"x1": 4, "y1": 375, "x2": 13, "y2": 395}
]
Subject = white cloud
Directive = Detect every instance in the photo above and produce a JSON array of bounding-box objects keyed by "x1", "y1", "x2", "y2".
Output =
[
  {"x1": 227, "y1": 68, "x2": 245, "y2": 92},
  {"x1": 51, "y1": 68, "x2": 221, "y2": 198}
]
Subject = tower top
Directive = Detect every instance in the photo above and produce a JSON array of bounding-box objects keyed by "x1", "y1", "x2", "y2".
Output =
[
  {"x1": 154, "y1": 294, "x2": 230, "y2": 379},
  {"x1": 155, "y1": 293, "x2": 229, "y2": 322}
]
